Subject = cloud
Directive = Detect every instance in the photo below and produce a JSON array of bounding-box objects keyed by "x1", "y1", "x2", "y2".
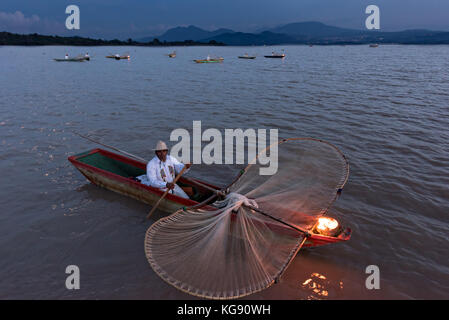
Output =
[
  {"x1": 0, "y1": 11, "x2": 40, "y2": 28},
  {"x1": 0, "y1": 11, "x2": 64, "y2": 34}
]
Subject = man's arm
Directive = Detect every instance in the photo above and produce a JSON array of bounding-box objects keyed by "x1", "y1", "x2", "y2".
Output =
[{"x1": 169, "y1": 156, "x2": 191, "y2": 175}]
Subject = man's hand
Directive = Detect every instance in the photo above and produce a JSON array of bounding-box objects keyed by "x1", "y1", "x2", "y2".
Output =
[{"x1": 166, "y1": 182, "x2": 175, "y2": 190}]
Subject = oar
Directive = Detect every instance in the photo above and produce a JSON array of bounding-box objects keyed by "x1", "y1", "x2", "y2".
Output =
[
  {"x1": 73, "y1": 131, "x2": 148, "y2": 163},
  {"x1": 146, "y1": 165, "x2": 190, "y2": 220}
]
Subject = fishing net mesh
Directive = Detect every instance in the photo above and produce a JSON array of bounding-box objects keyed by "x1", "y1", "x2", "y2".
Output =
[{"x1": 144, "y1": 138, "x2": 349, "y2": 299}]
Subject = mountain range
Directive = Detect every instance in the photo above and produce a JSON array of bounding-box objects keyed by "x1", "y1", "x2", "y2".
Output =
[
  {"x1": 139, "y1": 21, "x2": 449, "y2": 45},
  {"x1": 139, "y1": 25, "x2": 235, "y2": 43}
]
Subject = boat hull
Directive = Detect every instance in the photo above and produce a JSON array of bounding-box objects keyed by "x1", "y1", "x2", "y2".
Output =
[
  {"x1": 194, "y1": 59, "x2": 222, "y2": 63},
  {"x1": 68, "y1": 148, "x2": 351, "y2": 247},
  {"x1": 106, "y1": 56, "x2": 130, "y2": 60},
  {"x1": 69, "y1": 149, "x2": 207, "y2": 213},
  {"x1": 54, "y1": 58, "x2": 86, "y2": 62}
]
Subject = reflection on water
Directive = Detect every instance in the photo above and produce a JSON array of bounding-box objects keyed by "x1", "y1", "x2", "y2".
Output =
[{"x1": 301, "y1": 272, "x2": 344, "y2": 300}]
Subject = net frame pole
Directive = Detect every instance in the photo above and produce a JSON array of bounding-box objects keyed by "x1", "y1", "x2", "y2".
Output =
[{"x1": 244, "y1": 204, "x2": 311, "y2": 236}]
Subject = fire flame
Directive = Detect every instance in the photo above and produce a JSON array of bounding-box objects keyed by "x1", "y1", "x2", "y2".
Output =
[{"x1": 316, "y1": 217, "x2": 339, "y2": 232}]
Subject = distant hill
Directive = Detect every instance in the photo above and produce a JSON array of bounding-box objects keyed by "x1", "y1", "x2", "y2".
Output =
[
  {"x1": 0, "y1": 32, "x2": 224, "y2": 46},
  {"x1": 363, "y1": 29, "x2": 449, "y2": 44},
  {"x1": 139, "y1": 25, "x2": 235, "y2": 43},
  {"x1": 3, "y1": 22, "x2": 449, "y2": 46},
  {"x1": 269, "y1": 21, "x2": 363, "y2": 38},
  {"x1": 202, "y1": 31, "x2": 297, "y2": 46},
  {"x1": 203, "y1": 22, "x2": 449, "y2": 45}
]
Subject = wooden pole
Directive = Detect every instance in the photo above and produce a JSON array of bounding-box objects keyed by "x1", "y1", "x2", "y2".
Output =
[
  {"x1": 146, "y1": 165, "x2": 190, "y2": 220},
  {"x1": 243, "y1": 204, "x2": 310, "y2": 237},
  {"x1": 73, "y1": 131, "x2": 148, "y2": 163}
]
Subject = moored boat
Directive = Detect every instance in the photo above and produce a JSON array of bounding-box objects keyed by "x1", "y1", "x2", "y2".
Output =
[
  {"x1": 68, "y1": 148, "x2": 351, "y2": 247},
  {"x1": 238, "y1": 53, "x2": 256, "y2": 59},
  {"x1": 106, "y1": 54, "x2": 130, "y2": 60},
  {"x1": 194, "y1": 55, "x2": 224, "y2": 63},
  {"x1": 54, "y1": 57, "x2": 86, "y2": 62},
  {"x1": 193, "y1": 59, "x2": 223, "y2": 63},
  {"x1": 264, "y1": 52, "x2": 285, "y2": 58},
  {"x1": 369, "y1": 43, "x2": 379, "y2": 48}
]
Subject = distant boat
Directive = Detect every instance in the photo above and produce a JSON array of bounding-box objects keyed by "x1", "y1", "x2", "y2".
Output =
[
  {"x1": 106, "y1": 54, "x2": 130, "y2": 60},
  {"x1": 369, "y1": 44, "x2": 379, "y2": 48},
  {"x1": 167, "y1": 51, "x2": 176, "y2": 58},
  {"x1": 264, "y1": 52, "x2": 285, "y2": 58},
  {"x1": 194, "y1": 56, "x2": 224, "y2": 63},
  {"x1": 238, "y1": 53, "x2": 256, "y2": 59},
  {"x1": 54, "y1": 55, "x2": 86, "y2": 62}
]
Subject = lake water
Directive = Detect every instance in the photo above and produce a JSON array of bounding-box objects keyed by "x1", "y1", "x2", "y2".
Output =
[{"x1": 0, "y1": 45, "x2": 448, "y2": 299}]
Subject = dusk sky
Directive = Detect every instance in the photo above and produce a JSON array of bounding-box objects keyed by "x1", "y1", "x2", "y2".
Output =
[{"x1": 1, "y1": 0, "x2": 448, "y2": 39}]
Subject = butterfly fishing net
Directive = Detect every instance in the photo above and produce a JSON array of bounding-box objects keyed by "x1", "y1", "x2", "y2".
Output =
[{"x1": 144, "y1": 138, "x2": 349, "y2": 299}]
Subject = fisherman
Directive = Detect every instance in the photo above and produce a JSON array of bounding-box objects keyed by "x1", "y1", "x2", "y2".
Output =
[
  {"x1": 65, "y1": 53, "x2": 69, "y2": 60},
  {"x1": 146, "y1": 141, "x2": 192, "y2": 199},
  {"x1": 85, "y1": 52, "x2": 90, "y2": 59}
]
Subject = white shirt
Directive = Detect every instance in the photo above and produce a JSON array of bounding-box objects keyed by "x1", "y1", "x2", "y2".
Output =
[{"x1": 146, "y1": 155, "x2": 188, "y2": 189}]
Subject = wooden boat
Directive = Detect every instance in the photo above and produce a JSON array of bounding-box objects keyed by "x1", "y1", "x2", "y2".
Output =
[
  {"x1": 106, "y1": 54, "x2": 130, "y2": 60},
  {"x1": 194, "y1": 58, "x2": 223, "y2": 63},
  {"x1": 54, "y1": 57, "x2": 86, "y2": 62},
  {"x1": 168, "y1": 52, "x2": 176, "y2": 58},
  {"x1": 369, "y1": 44, "x2": 379, "y2": 48},
  {"x1": 264, "y1": 53, "x2": 285, "y2": 58},
  {"x1": 68, "y1": 148, "x2": 351, "y2": 248},
  {"x1": 238, "y1": 54, "x2": 256, "y2": 59}
]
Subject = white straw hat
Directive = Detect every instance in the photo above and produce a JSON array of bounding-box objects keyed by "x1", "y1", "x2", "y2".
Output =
[{"x1": 154, "y1": 140, "x2": 168, "y2": 151}]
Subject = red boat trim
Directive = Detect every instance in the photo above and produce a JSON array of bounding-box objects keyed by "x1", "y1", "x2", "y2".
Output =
[{"x1": 69, "y1": 149, "x2": 196, "y2": 207}]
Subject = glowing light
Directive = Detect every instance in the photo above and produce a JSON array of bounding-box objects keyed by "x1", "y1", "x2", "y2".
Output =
[{"x1": 316, "y1": 217, "x2": 339, "y2": 232}]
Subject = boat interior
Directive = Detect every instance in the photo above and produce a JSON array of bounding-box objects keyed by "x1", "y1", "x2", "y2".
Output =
[{"x1": 74, "y1": 149, "x2": 217, "y2": 203}]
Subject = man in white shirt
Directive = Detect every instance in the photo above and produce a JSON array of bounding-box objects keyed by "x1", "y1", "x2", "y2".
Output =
[{"x1": 145, "y1": 141, "x2": 192, "y2": 199}]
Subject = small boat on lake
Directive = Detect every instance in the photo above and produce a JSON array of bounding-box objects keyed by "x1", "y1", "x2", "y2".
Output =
[
  {"x1": 54, "y1": 54, "x2": 87, "y2": 62},
  {"x1": 54, "y1": 57, "x2": 86, "y2": 62},
  {"x1": 68, "y1": 148, "x2": 351, "y2": 248},
  {"x1": 194, "y1": 57, "x2": 224, "y2": 63},
  {"x1": 106, "y1": 54, "x2": 130, "y2": 60},
  {"x1": 264, "y1": 52, "x2": 285, "y2": 58},
  {"x1": 238, "y1": 53, "x2": 256, "y2": 59},
  {"x1": 369, "y1": 44, "x2": 379, "y2": 48},
  {"x1": 168, "y1": 51, "x2": 176, "y2": 58}
]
